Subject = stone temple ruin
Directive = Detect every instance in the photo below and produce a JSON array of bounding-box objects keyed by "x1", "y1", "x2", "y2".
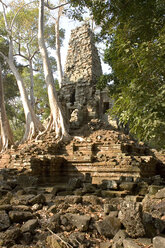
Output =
[
  {"x1": 59, "y1": 24, "x2": 112, "y2": 129},
  {"x1": 0, "y1": 24, "x2": 165, "y2": 186},
  {"x1": 1, "y1": 24, "x2": 165, "y2": 248}
]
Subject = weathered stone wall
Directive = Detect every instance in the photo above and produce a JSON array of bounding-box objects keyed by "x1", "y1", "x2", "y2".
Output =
[
  {"x1": 59, "y1": 24, "x2": 103, "y2": 129},
  {"x1": 64, "y1": 24, "x2": 102, "y2": 84},
  {"x1": 0, "y1": 128, "x2": 160, "y2": 185}
]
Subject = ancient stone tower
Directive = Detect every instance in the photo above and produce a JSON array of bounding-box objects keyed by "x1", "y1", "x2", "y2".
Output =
[
  {"x1": 64, "y1": 24, "x2": 102, "y2": 84},
  {"x1": 59, "y1": 24, "x2": 104, "y2": 128}
]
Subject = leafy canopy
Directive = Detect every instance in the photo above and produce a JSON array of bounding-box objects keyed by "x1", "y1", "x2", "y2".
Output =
[{"x1": 75, "y1": 0, "x2": 165, "y2": 149}]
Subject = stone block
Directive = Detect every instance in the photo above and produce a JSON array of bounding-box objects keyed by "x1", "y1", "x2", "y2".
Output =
[
  {"x1": 118, "y1": 201, "x2": 145, "y2": 238},
  {"x1": 0, "y1": 211, "x2": 10, "y2": 231},
  {"x1": 123, "y1": 239, "x2": 141, "y2": 248},
  {"x1": 9, "y1": 211, "x2": 33, "y2": 223},
  {"x1": 153, "y1": 236, "x2": 165, "y2": 248},
  {"x1": 65, "y1": 213, "x2": 91, "y2": 231},
  {"x1": 21, "y1": 219, "x2": 38, "y2": 233},
  {"x1": 95, "y1": 216, "x2": 121, "y2": 238}
]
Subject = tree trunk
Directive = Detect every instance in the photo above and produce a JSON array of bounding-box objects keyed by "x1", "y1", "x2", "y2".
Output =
[
  {"x1": 8, "y1": 58, "x2": 44, "y2": 142},
  {"x1": 7, "y1": 39, "x2": 44, "y2": 142},
  {"x1": 55, "y1": 7, "x2": 63, "y2": 88},
  {"x1": 0, "y1": 3, "x2": 44, "y2": 143},
  {"x1": 29, "y1": 58, "x2": 35, "y2": 109},
  {"x1": 0, "y1": 63, "x2": 14, "y2": 152},
  {"x1": 38, "y1": 0, "x2": 69, "y2": 140}
]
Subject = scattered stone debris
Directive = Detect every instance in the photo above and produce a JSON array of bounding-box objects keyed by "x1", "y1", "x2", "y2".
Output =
[
  {"x1": 0, "y1": 124, "x2": 164, "y2": 185},
  {"x1": 0, "y1": 122, "x2": 165, "y2": 248},
  {"x1": 0, "y1": 166, "x2": 165, "y2": 247}
]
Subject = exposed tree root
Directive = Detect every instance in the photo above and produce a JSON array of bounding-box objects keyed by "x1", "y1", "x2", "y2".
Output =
[
  {"x1": 36, "y1": 114, "x2": 71, "y2": 143},
  {"x1": 73, "y1": 136, "x2": 85, "y2": 142},
  {"x1": 21, "y1": 114, "x2": 44, "y2": 143}
]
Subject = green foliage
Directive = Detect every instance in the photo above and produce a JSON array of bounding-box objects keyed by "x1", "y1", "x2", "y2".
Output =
[
  {"x1": 4, "y1": 73, "x2": 19, "y2": 102},
  {"x1": 77, "y1": 0, "x2": 165, "y2": 149},
  {"x1": 7, "y1": 103, "x2": 25, "y2": 142},
  {"x1": 33, "y1": 73, "x2": 50, "y2": 121},
  {"x1": 20, "y1": 67, "x2": 50, "y2": 121},
  {"x1": 45, "y1": 23, "x2": 65, "y2": 49},
  {"x1": 0, "y1": 0, "x2": 67, "y2": 142}
]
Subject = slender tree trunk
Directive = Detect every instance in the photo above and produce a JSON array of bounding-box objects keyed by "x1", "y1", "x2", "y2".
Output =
[
  {"x1": 38, "y1": 0, "x2": 69, "y2": 140},
  {"x1": 55, "y1": 7, "x2": 63, "y2": 88},
  {"x1": 8, "y1": 58, "x2": 44, "y2": 142},
  {"x1": 0, "y1": 63, "x2": 14, "y2": 152},
  {"x1": 0, "y1": 2, "x2": 44, "y2": 143},
  {"x1": 7, "y1": 39, "x2": 44, "y2": 142},
  {"x1": 29, "y1": 58, "x2": 35, "y2": 109}
]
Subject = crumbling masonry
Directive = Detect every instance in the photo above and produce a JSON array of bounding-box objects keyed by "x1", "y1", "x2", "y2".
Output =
[
  {"x1": 0, "y1": 24, "x2": 164, "y2": 186},
  {"x1": 59, "y1": 24, "x2": 111, "y2": 129}
]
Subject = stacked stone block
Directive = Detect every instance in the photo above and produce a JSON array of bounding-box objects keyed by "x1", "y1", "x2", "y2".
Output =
[
  {"x1": 64, "y1": 24, "x2": 102, "y2": 84},
  {"x1": 59, "y1": 24, "x2": 103, "y2": 128}
]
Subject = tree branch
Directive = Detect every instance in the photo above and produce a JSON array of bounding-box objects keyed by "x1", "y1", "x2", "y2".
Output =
[
  {"x1": 1, "y1": 3, "x2": 10, "y2": 34},
  {"x1": 30, "y1": 49, "x2": 39, "y2": 60},
  {"x1": 47, "y1": 227, "x2": 73, "y2": 248},
  {"x1": 0, "y1": 0, "x2": 7, "y2": 8},
  {"x1": 27, "y1": 34, "x2": 37, "y2": 46},
  {"x1": 14, "y1": 53, "x2": 28, "y2": 60},
  {"x1": 44, "y1": 1, "x2": 69, "y2": 10}
]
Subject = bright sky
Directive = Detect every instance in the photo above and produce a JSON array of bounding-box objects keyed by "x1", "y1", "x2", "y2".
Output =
[{"x1": 61, "y1": 20, "x2": 110, "y2": 74}]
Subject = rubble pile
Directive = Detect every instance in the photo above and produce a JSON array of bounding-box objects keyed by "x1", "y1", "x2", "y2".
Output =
[
  {"x1": 0, "y1": 121, "x2": 161, "y2": 185},
  {"x1": 0, "y1": 168, "x2": 165, "y2": 247},
  {"x1": 0, "y1": 121, "x2": 164, "y2": 248},
  {"x1": 0, "y1": 22, "x2": 165, "y2": 248}
]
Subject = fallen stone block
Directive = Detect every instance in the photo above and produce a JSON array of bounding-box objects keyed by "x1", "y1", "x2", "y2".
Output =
[
  {"x1": 95, "y1": 216, "x2": 121, "y2": 238},
  {"x1": 0, "y1": 210, "x2": 10, "y2": 231}
]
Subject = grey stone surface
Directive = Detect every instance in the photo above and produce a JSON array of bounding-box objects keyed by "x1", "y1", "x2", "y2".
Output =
[
  {"x1": 59, "y1": 24, "x2": 103, "y2": 128},
  {"x1": 99, "y1": 241, "x2": 112, "y2": 248},
  {"x1": 106, "y1": 180, "x2": 118, "y2": 190},
  {"x1": 82, "y1": 195, "x2": 101, "y2": 205},
  {"x1": 21, "y1": 219, "x2": 38, "y2": 233},
  {"x1": 123, "y1": 239, "x2": 141, "y2": 248},
  {"x1": 111, "y1": 230, "x2": 127, "y2": 248},
  {"x1": 0, "y1": 210, "x2": 10, "y2": 231},
  {"x1": 155, "y1": 187, "x2": 165, "y2": 199},
  {"x1": 68, "y1": 232, "x2": 86, "y2": 247},
  {"x1": 9, "y1": 211, "x2": 33, "y2": 223},
  {"x1": 118, "y1": 201, "x2": 145, "y2": 237},
  {"x1": 66, "y1": 213, "x2": 91, "y2": 231},
  {"x1": 119, "y1": 182, "x2": 136, "y2": 192},
  {"x1": 10, "y1": 194, "x2": 35, "y2": 205},
  {"x1": 142, "y1": 192, "x2": 165, "y2": 236},
  {"x1": 28, "y1": 193, "x2": 46, "y2": 205},
  {"x1": 153, "y1": 236, "x2": 165, "y2": 248},
  {"x1": 0, "y1": 227, "x2": 21, "y2": 246},
  {"x1": 64, "y1": 24, "x2": 102, "y2": 84},
  {"x1": 46, "y1": 235, "x2": 62, "y2": 248},
  {"x1": 95, "y1": 216, "x2": 121, "y2": 238}
]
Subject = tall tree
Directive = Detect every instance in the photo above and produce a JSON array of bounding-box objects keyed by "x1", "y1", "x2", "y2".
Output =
[
  {"x1": 13, "y1": 2, "x2": 58, "y2": 110},
  {"x1": 0, "y1": 62, "x2": 14, "y2": 151},
  {"x1": 10, "y1": 1, "x2": 39, "y2": 110},
  {"x1": 54, "y1": 4, "x2": 64, "y2": 88},
  {"x1": 38, "y1": 0, "x2": 69, "y2": 140},
  {"x1": 3, "y1": 63, "x2": 25, "y2": 142},
  {"x1": 75, "y1": 0, "x2": 165, "y2": 149},
  {"x1": 0, "y1": 1, "x2": 44, "y2": 142}
]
